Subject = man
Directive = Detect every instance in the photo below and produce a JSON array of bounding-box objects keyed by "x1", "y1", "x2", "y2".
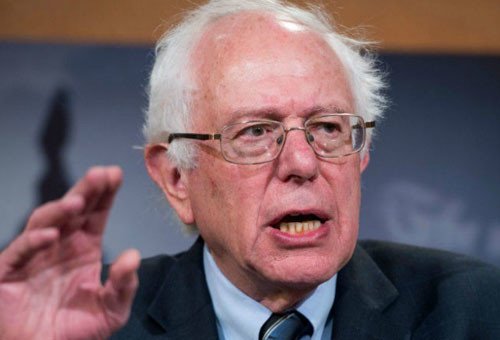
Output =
[{"x1": 0, "y1": 0, "x2": 499, "y2": 339}]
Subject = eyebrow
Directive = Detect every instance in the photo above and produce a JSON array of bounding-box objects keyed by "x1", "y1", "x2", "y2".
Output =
[
  {"x1": 306, "y1": 105, "x2": 346, "y2": 115},
  {"x1": 230, "y1": 107, "x2": 281, "y2": 121},
  {"x1": 228, "y1": 105, "x2": 348, "y2": 123}
]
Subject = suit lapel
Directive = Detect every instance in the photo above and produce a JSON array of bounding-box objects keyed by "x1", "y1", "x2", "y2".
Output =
[
  {"x1": 331, "y1": 244, "x2": 408, "y2": 340},
  {"x1": 147, "y1": 238, "x2": 219, "y2": 339}
]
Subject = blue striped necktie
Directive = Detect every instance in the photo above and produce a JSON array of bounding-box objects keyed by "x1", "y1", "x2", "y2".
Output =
[{"x1": 259, "y1": 310, "x2": 313, "y2": 340}]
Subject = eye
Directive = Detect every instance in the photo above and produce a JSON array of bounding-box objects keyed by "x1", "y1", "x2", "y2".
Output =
[
  {"x1": 234, "y1": 123, "x2": 274, "y2": 140},
  {"x1": 318, "y1": 122, "x2": 340, "y2": 134},
  {"x1": 244, "y1": 125, "x2": 266, "y2": 137},
  {"x1": 310, "y1": 121, "x2": 342, "y2": 137}
]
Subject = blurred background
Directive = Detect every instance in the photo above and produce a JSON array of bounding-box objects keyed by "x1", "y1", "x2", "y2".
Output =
[{"x1": 1, "y1": 0, "x2": 499, "y2": 265}]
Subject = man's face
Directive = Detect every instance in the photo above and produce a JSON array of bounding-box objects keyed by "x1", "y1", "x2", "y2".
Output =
[{"x1": 182, "y1": 14, "x2": 367, "y2": 300}]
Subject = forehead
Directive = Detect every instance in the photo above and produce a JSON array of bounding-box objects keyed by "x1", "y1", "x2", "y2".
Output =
[{"x1": 190, "y1": 12, "x2": 353, "y2": 127}]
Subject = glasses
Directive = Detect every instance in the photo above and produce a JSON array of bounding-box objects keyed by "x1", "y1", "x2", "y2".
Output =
[{"x1": 166, "y1": 113, "x2": 375, "y2": 165}]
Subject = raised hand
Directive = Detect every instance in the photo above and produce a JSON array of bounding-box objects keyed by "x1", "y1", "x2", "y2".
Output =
[{"x1": 0, "y1": 166, "x2": 140, "y2": 340}]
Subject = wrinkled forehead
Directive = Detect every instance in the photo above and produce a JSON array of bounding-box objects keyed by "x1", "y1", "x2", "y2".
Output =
[
  {"x1": 189, "y1": 11, "x2": 351, "y2": 128},
  {"x1": 191, "y1": 11, "x2": 335, "y2": 77},
  {"x1": 196, "y1": 12, "x2": 311, "y2": 51}
]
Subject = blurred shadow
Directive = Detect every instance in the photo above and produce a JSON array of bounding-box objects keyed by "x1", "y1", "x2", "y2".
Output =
[
  {"x1": 7, "y1": 87, "x2": 73, "y2": 244},
  {"x1": 9, "y1": 86, "x2": 111, "y2": 263},
  {"x1": 37, "y1": 87, "x2": 72, "y2": 203}
]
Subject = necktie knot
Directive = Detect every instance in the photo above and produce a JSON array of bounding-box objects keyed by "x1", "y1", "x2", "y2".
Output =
[{"x1": 259, "y1": 310, "x2": 313, "y2": 340}]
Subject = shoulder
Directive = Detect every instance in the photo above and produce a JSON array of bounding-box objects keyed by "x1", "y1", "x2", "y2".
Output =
[
  {"x1": 136, "y1": 252, "x2": 187, "y2": 286},
  {"x1": 357, "y1": 239, "x2": 500, "y2": 288},
  {"x1": 108, "y1": 238, "x2": 217, "y2": 339},
  {"x1": 357, "y1": 240, "x2": 500, "y2": 338},
  {"x1": 129, "y1": 250, "x2": 191, "y2": 312},
  {"x1": 102, "y1": 249, "x2": 191, "y2": 312}
]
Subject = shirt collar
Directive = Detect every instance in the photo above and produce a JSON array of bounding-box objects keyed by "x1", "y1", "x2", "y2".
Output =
[{"x1": 203, "y1": 245, "x2": 337, "y2": 340}]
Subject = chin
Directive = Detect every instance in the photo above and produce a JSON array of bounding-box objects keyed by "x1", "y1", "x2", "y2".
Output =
[{"x1": 259, "y1": 255, "x2": 338, "y2": 289}]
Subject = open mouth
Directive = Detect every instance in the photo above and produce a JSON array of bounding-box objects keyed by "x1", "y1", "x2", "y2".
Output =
[{"x1": 272, "y1": 214, "x2": 325, "y2": 235}]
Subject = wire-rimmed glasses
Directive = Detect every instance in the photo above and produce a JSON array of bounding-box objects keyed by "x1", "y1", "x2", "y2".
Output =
[{"x1": 166, "y1": 113, "x2": 375, "y2": 165}]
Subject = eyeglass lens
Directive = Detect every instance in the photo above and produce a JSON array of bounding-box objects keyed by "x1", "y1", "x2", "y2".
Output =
[{"x1": 220, "y1": 114, "x2": 365, "y2": 164}]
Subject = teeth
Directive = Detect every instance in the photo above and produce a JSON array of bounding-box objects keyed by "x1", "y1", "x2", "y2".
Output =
[
  {"x1": 278, "y1": 220, "x2": 322, "y2": 234},
  {"x1": 295, "y1": 223, "x2": 302, "y2": 233}
]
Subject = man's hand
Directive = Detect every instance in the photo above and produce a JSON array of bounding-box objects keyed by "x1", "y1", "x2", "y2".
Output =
[{"x1": 0, "y1": 166, "x2": 140, "y2": 340}]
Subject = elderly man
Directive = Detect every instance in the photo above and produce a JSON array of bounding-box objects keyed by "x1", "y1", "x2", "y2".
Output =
[{"x1": 1, "y1": 0, "x2": 499, "y2": 339}]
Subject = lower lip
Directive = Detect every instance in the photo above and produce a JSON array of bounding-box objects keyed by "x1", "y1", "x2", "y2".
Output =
[{"x1": 266, "y1": 221, "x2": 330, "y2": 247}]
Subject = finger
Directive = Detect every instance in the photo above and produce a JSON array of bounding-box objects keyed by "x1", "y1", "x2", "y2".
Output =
[
  {"x1": 25, "y1": 167, "x2": 121, "y2": 231},
  {"x1": 25, "y1": 195, "x2": 85, "y2": 231},
  {"x1": 101, "y1": 249, "x2": 140, "y2": 329},
  {"x1": 62, "y1": 166, "x2": 123, "y2": 234},
  {"x1": 90, "y1": 166, "x2": 123, "y2": 214},
  {"x1": 0, "y1": 228, "x2": 59, "y2": 277},
  {"x1": 65, "y1": 166, "x2": 123, "y2": 214}
]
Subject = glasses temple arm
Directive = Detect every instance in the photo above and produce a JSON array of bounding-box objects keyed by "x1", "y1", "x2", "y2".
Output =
[
  {"x1": 167, "y1": 133, "x2": 222, "y2": 143},
  {"x1": 352, "y1": 121, "x2": 376, "y2": 130}
]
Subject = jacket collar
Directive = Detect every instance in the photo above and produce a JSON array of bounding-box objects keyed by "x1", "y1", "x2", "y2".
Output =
[
  {"x1": 331, "y1": 244, "x2": 404, "y2": 339},
  {"x1": 147, "y1": 237, "x2": 219, "y2": 339}
]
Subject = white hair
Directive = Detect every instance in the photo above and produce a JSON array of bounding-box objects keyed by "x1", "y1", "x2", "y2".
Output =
[{"x1": 144, "y1": 0, "x2": 386, "y2": 169}]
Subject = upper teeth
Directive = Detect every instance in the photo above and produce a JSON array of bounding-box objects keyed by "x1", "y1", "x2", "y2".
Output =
[{"x1": 279, "y1": 220, "x2": 321, "y2": 234}]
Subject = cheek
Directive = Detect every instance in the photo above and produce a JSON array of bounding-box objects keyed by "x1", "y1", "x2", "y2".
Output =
[
  {"x1": 187, "y1": 158, "x2": 226, "y2": 229},
  {"x1": 189, "y1": 157, "x2": 268, "y2": 234},
  {"x1": 338, "y1": 170, "x2": 361, "y2": 245},
  {"x1": 331, "y1": 156, "x2": 361, "y2": 196},
  {"x1": 340, "y1": 170, "x2": 361, "y2": 209},
  {"x1": 322, "y1": 159, "x2": 361, "y2": 226}
]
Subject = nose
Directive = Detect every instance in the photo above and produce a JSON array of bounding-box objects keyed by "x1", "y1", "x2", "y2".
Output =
[{"x1": 276, "y1": 127, "x2": 319, "y2": 182}]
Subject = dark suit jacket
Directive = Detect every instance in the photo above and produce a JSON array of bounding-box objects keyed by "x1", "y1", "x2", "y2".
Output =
[{"x1": 109, "y1": 238, "x2": 500, "y2": 339}]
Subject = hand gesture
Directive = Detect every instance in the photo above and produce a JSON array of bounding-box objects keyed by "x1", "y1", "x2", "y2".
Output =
[{"x1": 0, "y1": 166, "x2": 140, "y2": 340}]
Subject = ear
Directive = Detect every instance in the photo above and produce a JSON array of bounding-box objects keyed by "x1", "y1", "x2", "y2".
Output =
[
  {"x1": 360, "y1": 144, "x2": 370, "y2": 173},
  {"x1": 144, "y1": 144, "x2": 195, "y2": 224}
]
